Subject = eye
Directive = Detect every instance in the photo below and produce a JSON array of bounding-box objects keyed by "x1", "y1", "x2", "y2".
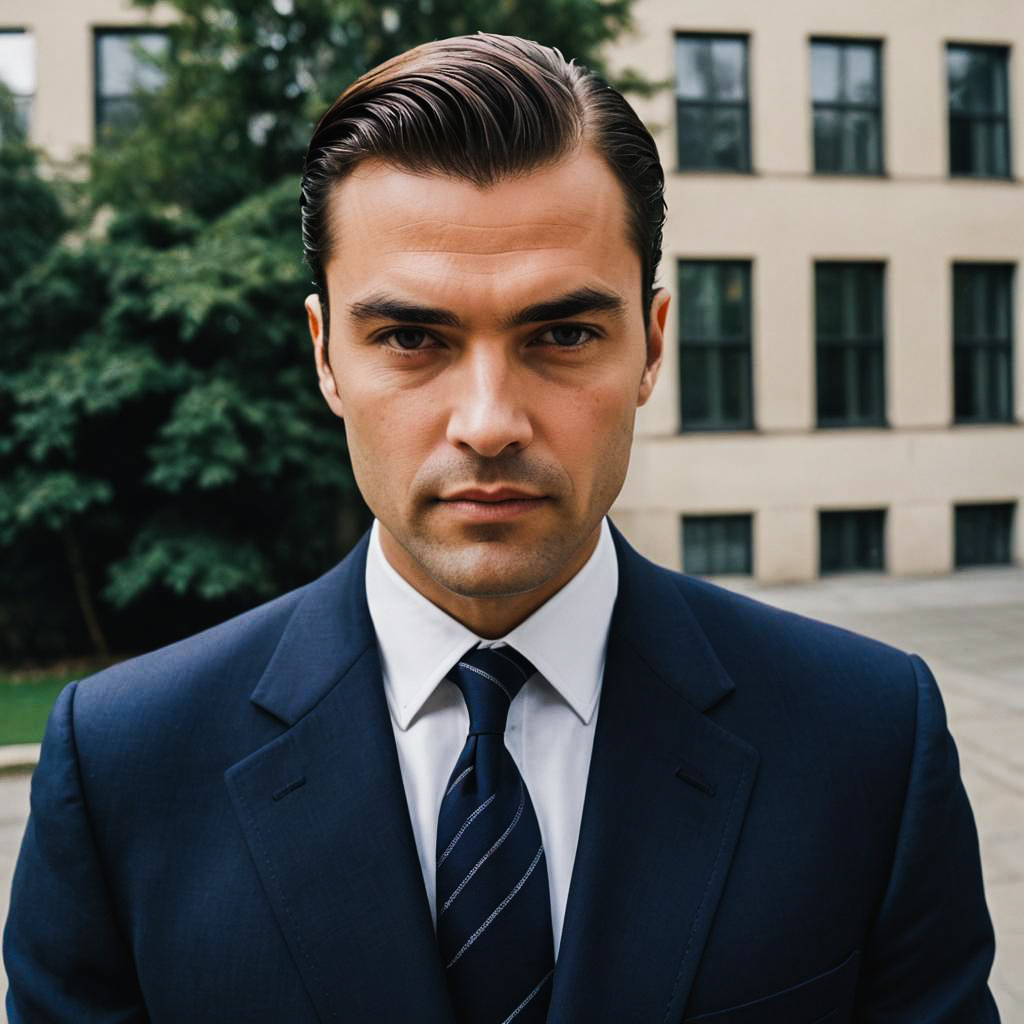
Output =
[
  {"x1": 538, "y1": 324, "x2": 597, "y2": 348},
  {"x1": 380, "y1": 328, "x2": 433, "y2": 350}
]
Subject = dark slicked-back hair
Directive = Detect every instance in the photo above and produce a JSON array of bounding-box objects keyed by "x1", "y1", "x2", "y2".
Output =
[{"x1": 300, "y1": 33, "x2": 665, "y2": 338}]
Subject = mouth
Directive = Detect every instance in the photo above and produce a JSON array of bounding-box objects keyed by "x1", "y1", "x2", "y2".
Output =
[{"x1": 437, "y1": 487, "x2": 548, "y2": 521}]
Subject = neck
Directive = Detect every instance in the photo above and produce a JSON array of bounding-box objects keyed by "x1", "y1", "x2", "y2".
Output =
[{"x1": 378, "y1": 525, "x2": 601, "y2": 638}]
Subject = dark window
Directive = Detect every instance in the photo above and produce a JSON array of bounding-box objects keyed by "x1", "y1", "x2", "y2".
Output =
[
  {"x1": 0, "y1": 29, "x2": 35, "y2": 137},
  {"x1": 811, "y1": 39, "x2": 883, "y2": 174},
  {"x1": 820, "y1": 510, "x2": 885, "y2": 573},
  {"x1": 95, "y1": 29, "x2": 169, "y2": 136},
  {"x1": 815, "y1": 263, "x2": 886, "y2": 427},
  {"x1": 948, "y1": 44, "x2": 1011, "y2": 178},
  {"x1": 676, "y1": 34, "x2": 751, "y2": 172},
  {"x1": 955, "y1": 503, "x2": 1015, "y2": 566},
  {"x1": 953, "y1": 264, "x2": 1014, "y2": 422},
  {"x1": 678, "y1": 261, "x2": 754, "y2": 431},
  {"x1": 683, "y1": 515, "x2": 753, "y2": 575}
]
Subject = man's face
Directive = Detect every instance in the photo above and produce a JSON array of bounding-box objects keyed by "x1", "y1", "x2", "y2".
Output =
[{"x1": 307, "y1": 147, "x2": 667, "y2": 610}]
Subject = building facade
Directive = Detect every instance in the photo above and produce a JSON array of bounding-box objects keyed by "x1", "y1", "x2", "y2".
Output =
[
  {"x1": 610, "y1": 0, "x2": 1024, "y2": 580},
  {"x1": 0, "y1": 1, "x2": 173, "y2": 158},
  {"x1": 1, "y1": 0, "x2": 1021, "y2": 581}
]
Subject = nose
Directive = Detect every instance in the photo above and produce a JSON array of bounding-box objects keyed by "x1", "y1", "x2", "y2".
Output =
[{"x1": 445, "y1": 345, "x2": 533, "y2": 458}]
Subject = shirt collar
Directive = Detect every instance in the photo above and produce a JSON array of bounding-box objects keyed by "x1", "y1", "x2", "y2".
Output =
[{"x1": 365, "y1": 518, "x2": 618, "y2": 730}]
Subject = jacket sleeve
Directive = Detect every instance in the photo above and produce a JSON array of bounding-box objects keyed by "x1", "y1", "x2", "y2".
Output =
[
  {"x1": 3, "y1": 681, "x2": 147, "y2": 1023},
  {"x1": 855, "y1": 654, "x2": 1001, "y2": 1022}
]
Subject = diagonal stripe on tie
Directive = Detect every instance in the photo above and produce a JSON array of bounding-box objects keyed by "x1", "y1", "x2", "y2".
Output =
[{"x1": 436, "y1": 644, "x2": 555, "y2": 1024}]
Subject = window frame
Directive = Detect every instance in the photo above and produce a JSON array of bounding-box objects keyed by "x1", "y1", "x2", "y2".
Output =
[
  {"x1": 810, "y1": 36, "x2": 885, "y2": 176},
  {"x1": 952, "y1": 262, "x2": 1015, "y2": 424},
  {"x1": 674, "y1": 32, "x2": 752, "y2": 173},
  {"x1": 677, "y1": 259, "x2": 755, "y2": 433},
  {"x1": 93, "y1": 25, "x2": 170, "y2": 139},
  {"x1": 946, "y1": 42, "x2": 1013, "y2": 179},
  {"x1": 814, "y1": 261, "x2": 888, "y2": 429},
  {"x1": 682, "y1": 514, "x2": 754, "y2": 576},
  {"x1": 954, "y1": 502, "x2": 1015, "y2": 567},
  {"x1": 0, "y1": 27, "x2": 35, "y2": 136},
  {"x1": 819, "y1": 508, "x2": 887, "y2": 574}
]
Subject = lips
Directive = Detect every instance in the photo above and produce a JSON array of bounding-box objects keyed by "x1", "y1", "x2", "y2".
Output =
[{"x1": 441, "y1": 488, "x2": 543, "y2": 503}]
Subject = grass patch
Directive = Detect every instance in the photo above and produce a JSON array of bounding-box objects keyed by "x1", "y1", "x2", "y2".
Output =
[{"x1": 0, "y1": 671, "x2": 82, "y2": 746}]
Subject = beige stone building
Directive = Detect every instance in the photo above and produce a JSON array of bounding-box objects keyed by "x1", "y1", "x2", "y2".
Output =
[
  {"x1": 611, "y1": 0, "x2": 1024, "y2": 581},
  {"x1": 2, "y1": 0, "x2": 1021, "y2": 582}
]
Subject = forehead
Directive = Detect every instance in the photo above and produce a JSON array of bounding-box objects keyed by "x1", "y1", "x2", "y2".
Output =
[{"x1": 323, "y1": 148, "x2": 641, "y2": 306}]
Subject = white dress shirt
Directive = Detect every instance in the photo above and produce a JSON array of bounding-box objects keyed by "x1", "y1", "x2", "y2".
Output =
[{"x1": 364, "y1": 517, "x2": 618, "y2": 959}]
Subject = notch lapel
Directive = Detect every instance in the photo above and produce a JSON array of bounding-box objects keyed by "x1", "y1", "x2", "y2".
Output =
[
  {"x1": 224, "y1": 537, "x2": 455, "y2": 1023},
  {"x1": 548, "y1": 526, "x2": 759, "y2": 1022}
]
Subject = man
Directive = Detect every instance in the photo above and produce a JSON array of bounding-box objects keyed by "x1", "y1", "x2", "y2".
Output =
[{"x1": 4, "y1": 33, "x2": 999, "y2": 1024}]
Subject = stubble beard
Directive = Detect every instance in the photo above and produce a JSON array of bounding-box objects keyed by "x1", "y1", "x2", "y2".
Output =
[{"x1": 397, "y1": 509, "x2": 592, "y2": 599}]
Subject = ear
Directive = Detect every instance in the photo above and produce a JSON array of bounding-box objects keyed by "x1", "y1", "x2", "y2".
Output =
[
  {"x1": 637, "y1": 288, "x2": 669, "y2": 407},
  {"x1": 306, "y1": 293, "x2": 345, "y2": 419}
]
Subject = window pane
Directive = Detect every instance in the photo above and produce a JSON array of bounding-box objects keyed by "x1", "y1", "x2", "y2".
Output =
[
  {"x1": 949, "y1": 116, "x2": 973, "y2": 174},
  {"x1": 850, "y1": 265, "x2": 883, "y2": 337},
  {"x1": 0, "y1": 31, "x2": 35, "y2": 95},
  {"x1": 680, "y1": 348, "x2": 712, "y2": 422},
  {"x1": 856, "y1": 347, "x2": 884, "y2": 421},
  {"x1": 844, "y1": 45, "x2": 878, "y2": 104},
  {"x1": 721, "y1": 348, "x2": 751, "y2": 424},
  {"x1": 709, "y1": 38, "x2": 746, "y2": 100},
  {"x1": 817, "y1": 347, "x2": 846, "y2": 420},
  {"x1": 816, "y1": 263, "x2": 885, "y2": 425},
  {"x1": 677, "y1": 103, "x2": 710, "y2": 169},
  {"x1": 844, "y1": 110, "x2": 882, "y2": 173},
  {"x1": 811, "y1": 43, "x2": 841, "y2": 102},
  {"x1": 989, "y1": 347, "x2": 1013, "y2": 420},
  {"x1": 820, "y1": 510, "x2": 885, "y2": 573},
  {"x1": 814, "y1": 109, "x2": 841, "y2": 171},
  {"x1": 97, "y1": 32, "x2": 168, "y2": 97},
  {"x1": 953, "y1": 264, "x2": 1014, "y2": 422},
  {"x1": 816, "y1": 265, "x2": 842, "y2": 337},
  {"x1": 961, "y1": 49, "x2": 1005, "y2": 113},
  {"x1": 955, "y1": 504, "x2": 1015, "y2": 567},
  {"x1": 677, "y1": 35, "x2": 749, "y2": 172},
  {"x1": 948, "y1": 46, "x2": 1011, "y2": 176},
  {"x1": 679, "y1": 263, "x2": 718, "y2": 338},
  {"x1": 719, "y1": 264, "x2": 749, "y2": 337},
  {"x1": 679, "y1": 262, "x2": 752, "y2": 429},
  {"x1": 707, "y1": 106, "x2": 747, "y2": 170},
  {"x1": 683, "y1": 515, "x2": 752, "y2": 575},
  {"x1": 986, "y1": 267, "x2": 1013, "y2": 337},
  {"x1": 986, "y1": 121, "x2": 1010, "y2": 177},
  {"x1": 676, "y1": 37, "x2": 710, "y2": 99},
  {"x1": 947, "y1": 48, "x2": 972, "y2": 112}
]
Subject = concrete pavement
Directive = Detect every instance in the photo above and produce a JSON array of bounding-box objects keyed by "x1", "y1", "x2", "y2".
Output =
[{"x1": 1, "y1": 567, "x2": 1021, "y2": 1020}]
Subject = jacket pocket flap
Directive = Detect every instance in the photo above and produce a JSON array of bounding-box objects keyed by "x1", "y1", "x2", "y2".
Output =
[{"x1": 684, "y1": 949, "x2": 860, "y2": 1024}]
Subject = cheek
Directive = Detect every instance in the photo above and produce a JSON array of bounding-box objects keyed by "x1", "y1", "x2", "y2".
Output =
[
  {"x1": 340, "y1": 380, "x2": 440, "y2": 484},
  {"x1": 539, "y1": 376, "x2": 637, "y2": 481}
]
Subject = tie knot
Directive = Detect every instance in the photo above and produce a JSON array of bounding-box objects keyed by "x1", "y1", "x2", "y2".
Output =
[{"x1": 449, "y1": 644, "x2": 535, "y2": 735}]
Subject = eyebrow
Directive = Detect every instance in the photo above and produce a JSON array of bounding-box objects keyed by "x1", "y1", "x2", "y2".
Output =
[{"x1": 346, "y1": 286, "x2": 627, "y2": 330}]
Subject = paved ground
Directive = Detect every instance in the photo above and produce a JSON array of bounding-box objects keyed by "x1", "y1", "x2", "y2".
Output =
[{"x1": 0, "y1": 567, "x2": 1021, "y2": 1020}]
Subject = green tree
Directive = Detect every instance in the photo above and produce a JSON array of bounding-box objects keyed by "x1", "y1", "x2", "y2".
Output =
[{"x1": 0, "y1": 0, "x2": 643, "y2": 663}]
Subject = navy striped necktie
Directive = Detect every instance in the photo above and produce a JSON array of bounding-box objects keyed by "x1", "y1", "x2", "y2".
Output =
[{"x1": 436, "y1": 644, "x2": 555, "y2": 1024}]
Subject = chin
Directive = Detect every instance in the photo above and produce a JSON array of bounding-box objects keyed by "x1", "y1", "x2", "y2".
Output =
[{"x1": 419, "y1": 539, "x2": 568, "y2": 600}]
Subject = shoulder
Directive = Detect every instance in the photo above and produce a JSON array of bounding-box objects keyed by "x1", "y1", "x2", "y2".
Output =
[
  {"x1": 651, "y1": 561, "x2": 923, "y2": 731},
  {"x1": 72, "y1": 581, "x2": 308, "y2": 722}
]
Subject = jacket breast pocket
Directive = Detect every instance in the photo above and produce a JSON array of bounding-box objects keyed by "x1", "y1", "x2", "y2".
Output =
[{"x1": 683, "y1": 949, "x2": 860, "y2": 1024}]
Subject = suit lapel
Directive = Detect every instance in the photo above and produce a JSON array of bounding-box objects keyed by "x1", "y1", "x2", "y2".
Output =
[
  {"x1": 224, "y1": 537, "x2": 454, "y2": 1023},
  {"x1": 548, "y1": 525, "x2": 759, "y2": 1022}
]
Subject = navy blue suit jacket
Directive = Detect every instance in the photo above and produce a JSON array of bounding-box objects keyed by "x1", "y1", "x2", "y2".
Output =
[{"x1": 4, "y1": 524, "x2": 999, "y2": 1022}]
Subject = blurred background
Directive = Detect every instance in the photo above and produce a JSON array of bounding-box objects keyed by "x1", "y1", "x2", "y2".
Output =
[{"x1": 0, "y1": 0, "x2": 1021, "y2": 1018}]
